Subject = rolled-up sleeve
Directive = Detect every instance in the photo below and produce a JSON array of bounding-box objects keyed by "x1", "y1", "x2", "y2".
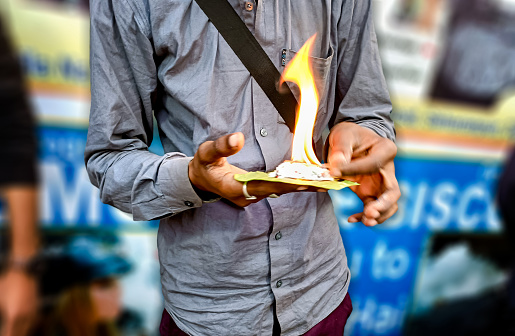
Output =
[
  {"x1": 331, "y1": 0, "x2": 396, "y2": 141},
  {"x1": 85, "y1": 0, "x2": 202, "y2": 221}
]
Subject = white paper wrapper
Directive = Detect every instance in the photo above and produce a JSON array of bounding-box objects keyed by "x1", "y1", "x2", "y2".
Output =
[{"x1": 268, "y1": 161, "x2": 333, "y2": 181}]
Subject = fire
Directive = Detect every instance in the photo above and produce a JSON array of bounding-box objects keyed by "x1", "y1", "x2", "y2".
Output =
[{"x1": 281, "y1": 34, "x2": 321, "y2": 165}]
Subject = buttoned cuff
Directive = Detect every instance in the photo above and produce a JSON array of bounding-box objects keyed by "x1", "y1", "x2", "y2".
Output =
[
  {"x1": 132, "y1": 155, "x2": 202, "y2": 221},
  {"x1": 160, "y1": 154, "x2": 203, "y2": 207}
]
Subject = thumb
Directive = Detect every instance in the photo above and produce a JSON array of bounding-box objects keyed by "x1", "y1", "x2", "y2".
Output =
[
  {"x1": 197, "y1": 132, "x2": 245, "y2": 164},
  {"x1": 327, "y1": 146, "x2": 352, "y2": 178}
]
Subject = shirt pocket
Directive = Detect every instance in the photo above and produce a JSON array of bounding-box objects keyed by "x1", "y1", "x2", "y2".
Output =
[{"x1": 281, "y1": 45, "x2": 334, "y2": 121}]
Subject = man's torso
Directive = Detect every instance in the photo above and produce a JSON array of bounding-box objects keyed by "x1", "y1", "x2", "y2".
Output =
[{"x1": 122, "y1": 1, "x2": 351, "y2": 334}]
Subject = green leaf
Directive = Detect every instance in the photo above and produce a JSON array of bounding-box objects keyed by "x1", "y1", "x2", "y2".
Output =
[{"x1": 234, "y1": 172, "x2": 359, "y2": 190}]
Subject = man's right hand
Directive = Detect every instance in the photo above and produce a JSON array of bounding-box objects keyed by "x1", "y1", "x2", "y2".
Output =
[
  {"x1": 188, "y1": 132, "x2": 323, "y2": 207},
  {"x1": 0, "y1": 269, "x2": 38, "y2": 336}
]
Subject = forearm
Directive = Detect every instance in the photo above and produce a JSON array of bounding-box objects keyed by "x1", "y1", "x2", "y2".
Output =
[
  {"x1": 86, "y1": 0, "x2": 205, "y2": 220},
  {"x1": 3, "y1": 186, "x2": 39, "y2": 259},
  {"x1": 0, "y1": 187, "x2": 39, "y2": 336},
  {"x1": 86, "y1": 148, "x2": 202, "y2": 221},
  {"x1": 333, "y1": 0, "x2": 396, "y2": 142}
]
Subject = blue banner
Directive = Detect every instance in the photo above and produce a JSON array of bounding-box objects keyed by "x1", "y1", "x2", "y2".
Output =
[
  {"x1": 335, "y1": 157, "x2": 503, "y2": 335},
  {"x1": 36, "y1": 126, "x2": 162, "y2": 229}
]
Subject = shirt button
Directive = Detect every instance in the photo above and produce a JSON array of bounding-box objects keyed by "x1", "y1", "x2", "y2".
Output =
[
  {"x1": 260, "y1": 128, "x2": 268, "y2": 137},
  {"x1": 184, "y1": 201, "x2": 194, "y2": 207},
  {"x1": 245, "y1": 2, "x2": 254, "y2": 11},
  {"x1": 276, "y1": 280, "x2": 283, "y2": 288},
  {"x1": 275, "y1": 231, "x2": 282, "y2": 240}
]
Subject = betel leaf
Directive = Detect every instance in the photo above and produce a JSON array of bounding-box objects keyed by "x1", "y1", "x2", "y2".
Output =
[{"x1": 234, "y1": 172, "x2": 359, "y2": 190}]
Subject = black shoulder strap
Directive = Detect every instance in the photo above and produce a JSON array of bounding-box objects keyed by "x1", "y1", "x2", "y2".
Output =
[{"x1": 194, "y1": 0, "x2": 297, "y2": 133}]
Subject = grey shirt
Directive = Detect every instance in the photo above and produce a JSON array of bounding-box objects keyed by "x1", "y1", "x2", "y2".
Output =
[{"x1": 85, "y1": 0, "x2": 394, "y2": 335}]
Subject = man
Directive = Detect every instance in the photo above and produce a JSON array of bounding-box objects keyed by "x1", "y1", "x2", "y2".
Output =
[
  {"x1": 0, "y1": 16, "x2": 39, "y2": 336},
  {"x1": 86, "y1": 0, "x2": 399, "y2": 335}
]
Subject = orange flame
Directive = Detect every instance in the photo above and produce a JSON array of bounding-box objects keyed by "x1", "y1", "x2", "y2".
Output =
[{"x1": 281, "y1": 35, "x2": 321, "y2": 165}]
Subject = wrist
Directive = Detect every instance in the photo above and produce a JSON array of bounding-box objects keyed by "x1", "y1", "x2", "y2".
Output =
[
  {"x1": 188, "y1": 160, "x2": 221, "y2": 203},
  {"x1": 2, "y1": 254, "x2": 40, "y2": 276},
  {"x1": 11, "y1": 246, "x2": 39, "y2": 259},
  {"x1": 191, "y1": 184, "x2": 221, "y2": 203}
]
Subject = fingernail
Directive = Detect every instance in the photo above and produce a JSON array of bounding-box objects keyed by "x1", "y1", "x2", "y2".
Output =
[
  {"x1": 228, "y1": 134, "x2": 238, "y2": 148},
  {"x1": 365, "y1": 220, "x2": 378, "y2": 227},
  {"x1": 348, "y1": 217, "x2": 358, "y2": 223},
  {"x1": 297, "y1": 186, "x2": 308, "y2": 191},
  {"x1": 317, "y1": 188, "x2": 328, "y2": 192},
  {"x1": 365, "y1": 209, "x2": 380, "y2": 218}
]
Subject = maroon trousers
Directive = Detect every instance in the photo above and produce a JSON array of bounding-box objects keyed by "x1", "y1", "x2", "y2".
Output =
[{"x1": 160, "y1": 293, "x2": 352, "y2": 336}]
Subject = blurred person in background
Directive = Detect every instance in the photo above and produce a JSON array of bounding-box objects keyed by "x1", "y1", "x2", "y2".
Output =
[
  {"x1": 30, "y1": 237, "x2": 142, "y2": 336},
  {"x1": 497, "y1": 148, "x2": 515, "y2": 333},
  {"x1": 0, "y1": 14, "x2": 40, "y2": 336},
  {"x1": 430, "y1": 0, "x2": 515, "y2": 106}
]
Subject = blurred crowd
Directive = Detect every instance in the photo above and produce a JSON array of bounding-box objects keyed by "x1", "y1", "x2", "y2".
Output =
[{"x1": 0, "y1": 3, "x2": 148, "y2": 335}]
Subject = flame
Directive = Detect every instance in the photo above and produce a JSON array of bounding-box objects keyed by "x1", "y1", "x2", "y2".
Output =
[{"x1": 281, "y1": 35, "x2": 321, "y2": 165}]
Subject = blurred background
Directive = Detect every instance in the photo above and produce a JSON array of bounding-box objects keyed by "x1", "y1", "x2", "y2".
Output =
[{"x1": 0, "y1": 0, "x2": 515, "y2": 335}]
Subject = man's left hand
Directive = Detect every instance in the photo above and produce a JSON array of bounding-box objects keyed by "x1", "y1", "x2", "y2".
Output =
[{"x1": 327, "y1": 122, "x2": 400, "y2": 226}]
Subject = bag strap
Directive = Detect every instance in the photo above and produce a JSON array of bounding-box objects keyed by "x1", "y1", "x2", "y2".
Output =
[{"x1": 194, "y1": 0, "x2": 298, "y2": 133}]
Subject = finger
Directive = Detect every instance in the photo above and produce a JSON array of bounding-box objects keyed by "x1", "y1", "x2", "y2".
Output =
[
  {"x1": 246, "y1": 181, "x2": 327, "y2": 198},
  {"x1": 376, "y1": 203, "x2": 399, "y2": 224},
  {"x1": 338, "y1": 139, "x2": 397, "y2": 176},
  {"x1": 247, "y1": 181, "x2": 302, "y2": 197},
  {"x1": 326, "y1": 125, "x2": 355, "y2": 176},
  {"x1": 327, "y1": 148, "x2": 351, "y2": 177},
  {"x1": 364, "y1": 190, "x2": 400, "y2": 218},
  {"x1": 360, "y1": 210, "x2": 380, "y2": 227},
  {"x1": 362, "y1": 195, "x2": 400, "y2": 227},
  {"x1": 349, "y1": 196, "x2": 378, "y2": 225},
  {"x1": 362, "y1": 203, "x2": 399, "y2": 226},
  {"x1": 364, "y1": 171, "x2": 401, "y2": 219},
  {"x1": 348, "y1": 207, "x2": 380, "y2": 226},
  {"x1": 197, "y1": 132, "x2": 245, "y2": 164},
  {"x1": 297, "y1": 186, "x2": 329, "y2": 193},
  {"x1": 348, "y1": 212, "x2": 362, "y2": 223},
  {"x1": 363, "y1": 217, "x2": 379, "y2": 227},
  {"x1": 362, "y1": 189, "x2": 400, "y2": 226},
  {"x1": 232, "y1": 196, "x2": 263, "y2": 208}
]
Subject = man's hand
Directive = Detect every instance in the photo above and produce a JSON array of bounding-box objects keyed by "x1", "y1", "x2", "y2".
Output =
[
  {"x1": 0, "y1": 269, "x2": 38, "y2": 336},
  {"x1": 189, "y1": 132, "x2": 323, "y2": 207},
  {"x1": 327, "y1": 122, "x2": 400, "y2": 226}
]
